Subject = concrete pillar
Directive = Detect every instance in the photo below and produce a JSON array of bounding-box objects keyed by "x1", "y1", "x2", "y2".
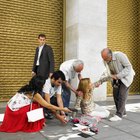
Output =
[{"x1": 65, "y1": 0, "x2": 107, "y2": 101}]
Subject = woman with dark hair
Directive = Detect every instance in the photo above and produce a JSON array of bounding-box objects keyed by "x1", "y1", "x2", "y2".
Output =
[{"x1": 0, "y1": 75, "x2": 71, "y2": 133}]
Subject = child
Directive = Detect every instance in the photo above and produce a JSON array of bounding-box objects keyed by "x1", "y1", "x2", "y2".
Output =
[{"x1": 74, "y1": 78, "x2": 110, "y2": 118}]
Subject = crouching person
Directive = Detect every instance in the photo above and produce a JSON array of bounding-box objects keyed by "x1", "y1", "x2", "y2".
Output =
[
  {"x1": 42, "y1": 70, "x2": 67, "y2": 121},
  {"x1": 0, "y1": 75, "x2": 71, "y2": 133}
]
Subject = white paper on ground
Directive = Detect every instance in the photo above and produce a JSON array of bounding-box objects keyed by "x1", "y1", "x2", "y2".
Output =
[
  {"x1": 59, "y1": 133, "x2": 81, "y2": 140},
  {"x1": 73, "y1": 123, "x2": 95, "y2": 136},
  {"x1": 0, "y1": 114, "x2": 4, "y2": 122},
  {"x1": 73, "y1": 123, "x2": 88, "y2": 129}
]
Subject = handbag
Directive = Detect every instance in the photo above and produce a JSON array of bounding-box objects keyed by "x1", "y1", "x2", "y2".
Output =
[{"x1": 27, "y1": 92, "x2": 44, "y2": 122}]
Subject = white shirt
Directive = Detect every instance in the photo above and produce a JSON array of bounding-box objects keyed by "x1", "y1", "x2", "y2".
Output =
[
  {"x1": 43, "y1": 78, "x2": 62, "y2": 98},
  {"x1": 36, "y1": 45, "x2": 44, "y2": 66},
  {"x1": 59, "y1": 59, "x2": 78, "y2": 81}
]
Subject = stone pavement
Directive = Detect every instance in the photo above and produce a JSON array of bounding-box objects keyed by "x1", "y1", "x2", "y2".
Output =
[{"x1": 0, "y1": 95, "x2": 140, "y2": 140}]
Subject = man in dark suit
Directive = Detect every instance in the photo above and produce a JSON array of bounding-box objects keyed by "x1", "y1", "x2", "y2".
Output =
[{"x1": 32, "y1": 34, "x2": 55, "y2": 80}]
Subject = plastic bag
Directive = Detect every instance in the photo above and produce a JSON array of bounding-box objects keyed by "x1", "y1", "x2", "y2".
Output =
[{"x1": 79, "y1": 114, "x2": 101, "y2": 127}]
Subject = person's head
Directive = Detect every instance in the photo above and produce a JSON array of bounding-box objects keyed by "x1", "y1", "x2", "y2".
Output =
[
  {"x1": 77, "y1": 78, "x2": 92, "y2": 94},
  {"x1": 18, "y1": 75, "x2": 45, "y2": 94},
  {"x1": 38, "y1": 34, "x2": 46, "y2": 46},
  {"x1": 73, "y1": 60, "x2": 84, "y2": 73},
  {"x1": 101, "y1": 48, "x2": 112, "y2": 63},
  {"x1": 51, "y1": 70, "x2": 66, "y2": 87}
]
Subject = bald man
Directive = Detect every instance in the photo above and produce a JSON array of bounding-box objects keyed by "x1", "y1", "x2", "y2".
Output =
[
  {"x1": 100, "y1": 48, "x2": 135, "y2": 121},
  {"x1": 60, "y1": 59, "x2": 84, "y2": 107}
]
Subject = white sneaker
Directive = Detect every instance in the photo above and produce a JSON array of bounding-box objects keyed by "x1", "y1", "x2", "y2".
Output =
[
  {"x1": 74, "y1": 107, "x2": 81, "y2": 111},
  {"x1": 109, "y1": 115, "x2": 122, "y2": 121},
  {"x1": 123, "y1": 114, "x2": 127, "y2": 117}
]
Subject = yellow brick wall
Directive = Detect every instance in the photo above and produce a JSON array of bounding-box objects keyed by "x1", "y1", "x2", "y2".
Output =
[
  {"x1": 108, "y1": 0, "x2": 140, "y2": 95},
  {"x1": 0, "y1": 0, "x2": 63, "y2": 101}
]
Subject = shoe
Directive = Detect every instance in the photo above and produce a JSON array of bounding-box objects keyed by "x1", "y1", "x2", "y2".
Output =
[
  {"x1": 44, "y1": 113, "x2": 54, "y2": 119},
  {"x1": 74, "y1": 107, "x2": 81, "y2": 111},
  {"x1": 109, "y1": 115, "x2": 122, "y2": 121},
  {"x1": 123, "y1": 114, "x2": 127, "y2": 117},
  {"x1": 74, "y1": 105, "x2": 81, "y2": 111}
]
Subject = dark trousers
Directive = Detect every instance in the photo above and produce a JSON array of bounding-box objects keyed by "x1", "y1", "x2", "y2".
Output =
[
  {"x1": 41, "y1": 91, "x2": 58, "y2": 114},
  {"x1": 62, "y1": 83, "x2": 71, "y2": 107},
  {"x1": 113, "y1": 80, "x2": 129, "y2": 118},
  {"x1": 34, "y1": 66, "x2": 39, "y2": 74}
]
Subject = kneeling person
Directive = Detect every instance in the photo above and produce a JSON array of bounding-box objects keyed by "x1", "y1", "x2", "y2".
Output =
[{"x1": 43, "y1": 70, "x2": 66, "y2": 119}]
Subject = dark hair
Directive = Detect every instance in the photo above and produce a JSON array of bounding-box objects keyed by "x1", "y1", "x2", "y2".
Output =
[
  {"x1": 18, "y1": 75, "x2": 45, "y2": 95},
  {"x1": 51, "y1": 70, "x2": 65, "y2": 81},
  {"x1": 38, "y1": 34, "x2": 46, "y2": 39}
]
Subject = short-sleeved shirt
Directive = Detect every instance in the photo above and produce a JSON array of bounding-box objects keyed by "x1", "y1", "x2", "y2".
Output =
[
  {"x1": 59, "y1": 59, "x2": 78, "y2": 81},
  {"x1": 43, "y1": 78, "x2": 62, "y2": 98}
]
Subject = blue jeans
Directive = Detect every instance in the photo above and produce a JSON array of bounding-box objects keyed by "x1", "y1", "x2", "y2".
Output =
[{"x1": 62, "y1": 83, "x2": 71, "y2": 107}]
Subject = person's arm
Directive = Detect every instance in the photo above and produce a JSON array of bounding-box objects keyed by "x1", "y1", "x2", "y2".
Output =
[
  {"x1": 44, "y1": 93, "x2": 50, "y2": 103},
  {"x1": 65, "y1": 81, "x2": 78, "y2": 95},
  {"x1": 52, "y1": 111, "x2": 68, "y2": 124},
  {"x1": 32, "y1": 48, "x2": 38, "y2": 76},
  {"x1": 97, "y1": 61, "x2": 112, "y2": 85},
  {"x1": 34, "y1": 93, "x2": 68, "y2": 123},
  {"x1": 33, "y1": 93, "x2": 70, "y2": 112},
  {"x1": 78, "y1": 73, "x2": 82, "y2": 80},
  {"x1": 56, "y1": 94, "x2": 65, "y2": 115},
  {"x1": 48, "y1": 46, "x2": 55, "y2": 74}
]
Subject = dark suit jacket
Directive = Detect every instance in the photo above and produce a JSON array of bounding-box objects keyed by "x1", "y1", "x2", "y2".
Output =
[{"x1": 32, "y1": 44, "x2": 55, "y2": 79}]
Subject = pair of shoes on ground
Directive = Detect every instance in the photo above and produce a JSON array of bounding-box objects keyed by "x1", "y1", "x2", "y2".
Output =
[{"x1": 109, "y1": 114, "x2": 127, "y2": 122}]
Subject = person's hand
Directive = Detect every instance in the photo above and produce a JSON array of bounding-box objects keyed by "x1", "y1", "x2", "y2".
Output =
[
  {"x1": 60, "y1": 111, "x2": 65, "y2": 116},
  {"x1": 94, "y1": 82, "x2": 101, "y2": 88},
  {"x1": 56, "y1": 114, "x2": 68, "y2": 124},
  {"x1": 62, "y1": 107, "x2": 72, "y2": 113},
  {"x1": 31, "y1": 71, "x2": 36, "y2": 77},
  {"x1": 111, "y1": 74, "x2": 118, "y2": 80},
  {"x1": 77, "y1": 91, "x2": 83, "y2": 96}
]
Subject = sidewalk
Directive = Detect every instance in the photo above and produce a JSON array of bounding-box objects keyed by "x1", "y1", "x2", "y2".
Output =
[{"x1": 0, "y1": 95, "x2": 140, "y2": 140}]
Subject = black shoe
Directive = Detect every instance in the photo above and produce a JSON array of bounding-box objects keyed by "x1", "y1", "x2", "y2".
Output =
[{"x1": 44, "y1": 113, "x2": 54, "y2": 119}]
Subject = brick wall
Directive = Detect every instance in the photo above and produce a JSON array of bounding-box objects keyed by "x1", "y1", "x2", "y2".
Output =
[
  {"x1": 0, "y1": 0, "x2": 63, "y2": 101},
  {"x1": 108, "y1": 0, "x2": 140, "y2": 95}
]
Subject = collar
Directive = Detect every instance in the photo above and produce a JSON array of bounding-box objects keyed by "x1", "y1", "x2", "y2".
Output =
[
  {"x1": 112, "y1": 52, "x2": 116, "y2": 61},
  {"x1": 107, "y1": 52, "x2": 116, "y2": 64}
]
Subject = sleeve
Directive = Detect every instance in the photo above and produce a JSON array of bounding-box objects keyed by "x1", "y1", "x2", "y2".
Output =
[
  {"x1": 43, "y1": 80, "x2": 51, "y2": 94},
  {"x1": 60, "y1": 66, "x2": 69, "y2": 81},
  {"x1": 56, "y1": 86, "x2": 62, "y2": 95},
  {"x1": 48, "y1": 46, "x2": 55, "y2": 73},
  {"x1": 32, "y1": 48, "x2": 38, "y2": 72}
]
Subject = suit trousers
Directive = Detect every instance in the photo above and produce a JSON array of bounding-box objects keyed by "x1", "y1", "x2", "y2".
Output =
[{"x1": 113, "y1": 80, "x2": 129, "y2": 118}]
